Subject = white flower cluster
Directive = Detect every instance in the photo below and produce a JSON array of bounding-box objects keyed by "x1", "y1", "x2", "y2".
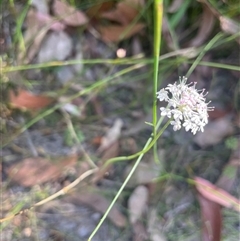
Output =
[{"x1": 157, "y1": 76, "x2": 214, "y2": 135}]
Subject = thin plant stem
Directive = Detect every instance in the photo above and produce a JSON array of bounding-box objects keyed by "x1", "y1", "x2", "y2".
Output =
[
  {"x1": 62, "y1": 110, "x2": 97, "y2": 169},
  {"x1": 2, "y1": 64, "x2": 144, "y2": 147},
  {"x1": 190, "y1": 61, "x2": 240, "y2": 71},
  {"x1": 13, "y1": 0, "x2": 31, "y2": 52},
  {"x1": 186, "y1": 33, "x2": 223, "y2": 78},
  {"x1": 104, "y1": 117, "x2": 170, "y2": 167},
  {"x1": 0, "y1": 168, "x2": 98, "y2": 223},
  {"x1": 88, "y1": 119, "x2": 171, "y2": 241},
  {"x1": 153, "y1": 0, "x2": 164, "y2": 164},
  {"x1": 153, "y1": 0, "x2": 163, "y2": 135}
]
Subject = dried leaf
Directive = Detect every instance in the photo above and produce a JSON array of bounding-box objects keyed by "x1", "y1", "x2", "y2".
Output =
[
  {"x1": 98, "y1": 23, "x2": 145, "y2": 42},
  {"x1": 100, "y1": 0, "x2": 144, "y2": 25},
  {"x1": 7, "y1": 155, "x2": 77, "y2": 187},
  {"x1": 194, "y1": 177, "x2": 240, "y2": 212},
  {"x1": 86, "y1": 1, "x2": 115, "y2": 19},
  {"x1": 197, "y1": 193, "x2": 222, "y2": 241},
  {"x1": 37, "y1": 31, "x2": 72, "y2": 63},
  {"x1": 19, "y1": 9, "x2": 65, "y2": 63},
  {"x1": 64, "y1": 192, "x2": 127, "y2": 227},
  {"x1": 92, "y1": 141, "x2": 119, "y2": 183},
  {"x1": 128, "y1": 185, "x2": 148, "y2": 224},
  {"x1": 91, "y1": 96, "x2": 104, "y2": 117},
  {"x1": 194, "y1": 116, "x2": 234, "y2": 147},
  {"x1": 53, "y1": 0, "x2": 88, "y2": 26},
  {"x1": 9, "y1": 89, "x2": 53, "y2": 110},
  {"x1": 133, "y1": 221, "x2": 149, "y2": 241},
  {"x1": 219, "y1": 16, "x2": 240, "y2": 35},
  {"x1": 97, "y1": 118, "x2": 123, "y2": 153},
  {"x1": 188, "y1": 5, "x2": 215, "y2": 47}
]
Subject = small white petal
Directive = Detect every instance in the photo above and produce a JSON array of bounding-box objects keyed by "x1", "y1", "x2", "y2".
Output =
[{"x1": 157, "y1": 76, "x2": 214, "y2": 134}]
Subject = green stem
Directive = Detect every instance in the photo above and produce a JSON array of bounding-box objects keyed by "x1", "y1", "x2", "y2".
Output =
[
  {"x1": 104, "y1": 119, "x2": 171, "y2": 167},
  {"x1": 186, "y1": 33, "x2": 223, "y2": 78},
  {"x1": 153, "y1": 0, "x2": 163, "y2": 136},
  {"x1": 88, "y1": 119, "x2": 171, "y2": 241},
  {"x1": 2, "y1": 64, "x2": 143, "y2": 147},
  {"x1": 153, "y1": 173, "x2": 195, "y2": 185}
]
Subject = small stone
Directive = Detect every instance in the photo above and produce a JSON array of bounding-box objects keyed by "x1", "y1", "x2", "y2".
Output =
[
  {"x1": 77, "y1": 224, "x2": 91, "y2": 238},
  {"x1": 91, "y1": 212, "x2": 101, "y2": 221}
]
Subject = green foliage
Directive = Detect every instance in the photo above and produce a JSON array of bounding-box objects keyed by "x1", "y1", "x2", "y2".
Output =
[{"x1": 225, "y1": 136, "x2": 238, "y2": 150}]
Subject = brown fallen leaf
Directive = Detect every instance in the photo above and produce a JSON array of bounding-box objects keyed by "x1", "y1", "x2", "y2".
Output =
[
  {"x1": 188, "y1": 4, "x2": 215, "y2": 47},
  {"x1": 197, "y1": 192, "x2": 222, "y2": 241},
  {"x1": 128, "y1": 185, "x2": 149, "y2": 224},
  {"x1": 97, "y1": 118, "x2": 123, "y2": 153},
  {"x1": 53, "y1": 0, "x2": 88, "y2": 26},
  {"x1": 133, "y1": 221, "x2": 149, "y2": 241},
  {"x1": 19, "y1": 8, "x2": 65, "y2": 63},
  {"x1": 100, "y1": 0, "x2": 144, "y2": 25},
  {"x1": 97, "y1": 23, "x2": 145, "y2": 42},
  {"x1": 92, "y1": 141, "x2": 119, "y2": 183},
  {"x1": 219, "y1": 16, "x2": 240, "y2": 44},
  {"x1": 219, "y1": 16, "x2": 240, "y2": 35},
  {"x1": 7, "y1": 155, "x2": 77, "y2": 187},
  {"x1": 64, "y1": 191, "x2": 127, "y2": 227},
  {"x1": 9, "y1": 89, "x2": 53, "y2": 110},
  {"x1": 194, "y1": 177, "x2": 240, "y2": 212},
  {"x1": 86, "y1": 1, "x2": 115, "y2": 19}
]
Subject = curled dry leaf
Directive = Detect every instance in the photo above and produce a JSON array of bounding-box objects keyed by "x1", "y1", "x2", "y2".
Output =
[
  {"x1": 194, "y1": 177, "x2": 240, "y2": 212},
  {"x1": 9, "y1": 89, "x2": 53, "y2": 110},
  {"x1": 86, "y1": 1, "x2": 115, "y2": 19},
  {"x1": 97, "y1": 118, "x2": 123, "y2": 153},
  {"x1": 128, "y1": 185, "x2": 149, "y2": 224},
  {"x1": 219, "y1": 16, "x2": 240, "y2": 35},
  {"x1": 53, "y1": 0, "x2": 88, "y2": 26},
  {"x1": 97, "y1": 23, "x2": 145, "y2": 42},
  {"x1": 194, "y1": 116, "x2": 234, "y2": 148},
  {"x1": 197, "y1": 192, "x2": 222, "y2": 241},
  {"x1": 188, "y1": 5, "x2": 215, "y2": 47},
  {"x1": 19, "y1": 8, "x2": 65, "y2": 63},
  {"x1": 7, "y1": 155, "x2": 77, "y2": 187},
  {"x1": 219, "y1": 16, "x2": 240, "y2": 44},
  {"x1": 100, "y1": 0, "x2": 144, "y2": 25},
  {"x1": 64, "y1": 192, "x2": 126, "y2": 227}
]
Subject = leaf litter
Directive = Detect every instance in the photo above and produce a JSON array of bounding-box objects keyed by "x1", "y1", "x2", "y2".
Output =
[{"x1": 1, "y1": 0, "x2": 240, "y2": 240}]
